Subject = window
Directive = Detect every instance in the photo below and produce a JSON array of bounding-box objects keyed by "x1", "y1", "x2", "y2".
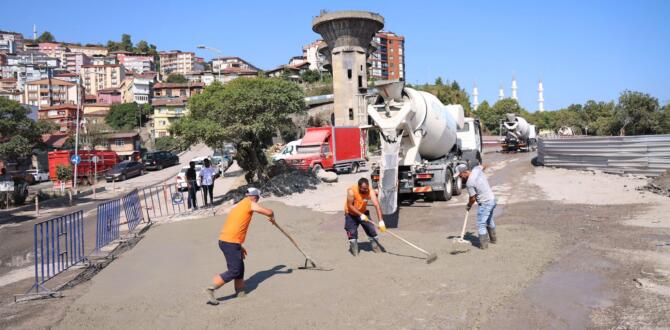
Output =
[
  {"x1": 347, "y1": 69, "x2": 352, "y2": 79},
  {"x1": 358, "y1": 75, "x2": 363, "y2": 88},
  {"x1": 115, "y1": 139, "x2": 124, "y2": 146},
  {"x1": 349, "y1": 108, "x2": 354, "y2": 120}
]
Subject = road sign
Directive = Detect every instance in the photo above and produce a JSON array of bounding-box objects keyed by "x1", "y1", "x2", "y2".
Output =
[
  {"x1": 70, "y1": 154, "x2": 81, "y2": 165},
  {"x1": 91, "y1": 156, "x2": 99, "y2": 163}
]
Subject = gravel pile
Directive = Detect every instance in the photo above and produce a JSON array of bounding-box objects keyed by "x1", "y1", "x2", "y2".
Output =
[
  {"x1": 220, "y1": 166, "x2": 320, "y2": 203},
  {"x1": 641, "y1": 171, "x2": 670, "y2": 197}
]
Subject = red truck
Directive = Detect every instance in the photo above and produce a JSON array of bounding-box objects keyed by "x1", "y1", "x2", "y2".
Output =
[
  {"x1": 286, "y1": 126, "x2": 366, "y2": 173},
  {"x1": 48, "y1": 150, "x2": 119, "y2": 185}
]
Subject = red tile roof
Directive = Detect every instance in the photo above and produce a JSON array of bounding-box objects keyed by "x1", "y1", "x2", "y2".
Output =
[
  {"x1": 154, "y1": 82, "x2": 205, "y2": 89},
  {"x1": 42, "y1": 133, "x2": 70, "y2": 148},
  {"x1": 39, "y1": 104, "x2": 79, "y2": 111},
  {"x1": 104, "y1": 132, "x2": 139, "y2": 139},
  {"x1": 152, "y1": 97, "x2": 187, "y2": 106}
]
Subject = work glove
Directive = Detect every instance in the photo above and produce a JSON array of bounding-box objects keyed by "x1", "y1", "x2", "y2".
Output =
[
  {"x1": 378, "y1": 220, "x2": 387, "y2": 233},
  {"x1": 360, "y1": 214, "x2": 369, "y2": 222},
  {"x1": 466, "y1": 205, "x2": 472, "y2": 211}
]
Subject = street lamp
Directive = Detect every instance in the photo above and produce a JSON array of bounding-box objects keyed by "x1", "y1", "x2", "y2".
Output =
[
  {"x1": 197, "y1": 44, "x2": 223, "y2": 82},
  {"x1": 73, "y1": 77, "x2": 82, "y2": 192}
]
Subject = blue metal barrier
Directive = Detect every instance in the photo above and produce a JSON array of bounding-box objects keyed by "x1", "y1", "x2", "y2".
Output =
[
  {"x1": 30, "y1": 210, "x2": 85, "y2": 292},
  {"x1": 122, "y1": 189, "x2": 144, "y2": 231},
  {"x1": 95, "y1": 199, "x2": 121, "y2": 251}
]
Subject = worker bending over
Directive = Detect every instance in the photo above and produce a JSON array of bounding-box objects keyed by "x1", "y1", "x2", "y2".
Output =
[
  {"x1": 455, "y1": 163, "x2": 498, "y2": 249},
  {"x1": 206, "y1": 188, "x2": 274, "y2": 305},
  {"x1": 344, "y1": 178, "x2": 385, "y2": 256}
]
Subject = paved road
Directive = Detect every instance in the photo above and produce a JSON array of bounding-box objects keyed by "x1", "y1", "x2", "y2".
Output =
[{"x1": 0, "y1": 144, "x2": 213, "y2": 280}]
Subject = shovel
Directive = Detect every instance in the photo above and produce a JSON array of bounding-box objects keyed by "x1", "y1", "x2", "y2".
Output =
[
  {"x1": 455, "y1": 210, "x2": 470, "y2": 244},
  {"x1": 272, "y1": 221, "x2": 332, "y2": 271}
]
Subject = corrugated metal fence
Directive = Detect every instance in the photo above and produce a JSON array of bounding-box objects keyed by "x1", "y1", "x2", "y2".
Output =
[{"x1": 537, "y1": 134, "x2": 670, "y2": 176}]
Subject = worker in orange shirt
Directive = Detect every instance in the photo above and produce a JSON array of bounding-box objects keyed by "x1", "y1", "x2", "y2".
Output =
[
  {"x1": 206, "y1": 187, "x2": 274, "y2": 305},
  {"x1": 345, "y1": 178, "x2": 385, "y2": 256}
]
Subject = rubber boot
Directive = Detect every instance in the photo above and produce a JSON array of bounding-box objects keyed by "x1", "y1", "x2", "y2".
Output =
[
  {"x1": 487, "y1": 226, "x2": 497, "y2": 244},
  {"x1": 349, "y1": 240, "x2": 359, "y2": 256},
  {"x1": 370, "y1": 237, "x2": 381, "y2": 253},
  {"x1": 479, "y1": 233, "x2": 489, "y2": 250},
  {"x1": 205, "y1": 287, "x2": 220, "y2": 305}
]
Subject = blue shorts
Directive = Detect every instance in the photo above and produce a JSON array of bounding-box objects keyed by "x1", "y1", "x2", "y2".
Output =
[{"x1": 219, "y1": 241, "x2": 244, "y2": 282}]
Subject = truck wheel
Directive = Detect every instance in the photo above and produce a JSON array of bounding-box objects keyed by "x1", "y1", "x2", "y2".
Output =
[
  {"x1": 312, "y1": 164, "x2": 323, "y2": 174},
  {"x1": 435, "y1": 169, "x2": 454, "y2": 201},
  {"x1": 453, "y1": 175, "x2": 463, "y2": 196},
  {"x1": 351, "y1": 162, "x2": 359, "y2": 174},
  {"x1": 476, "y1": 151, "x2": 482, "y2": 165}
]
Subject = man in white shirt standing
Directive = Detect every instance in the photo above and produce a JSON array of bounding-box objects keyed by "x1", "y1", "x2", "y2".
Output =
[
  {"x1": 199, "y1": 158, "x2": 217, "y2": 207},
  {"x1": 455, "y1": 163, "x2": 497, "y2": 249}
]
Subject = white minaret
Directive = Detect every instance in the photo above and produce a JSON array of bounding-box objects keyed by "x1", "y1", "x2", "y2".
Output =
[
  {"x1": 538, "y1": 80, "x2": 545, "y2": 112},
  {"x1": 511, "y1": 75, "x2": 518, "y2": 100},
  {"x1": 498, "y1": 84, "x2": 505, "y2": 100},
  {"x1": 33, "y1": 24, "x2": 37, "y2": 40},
  {"x1": 472, "y1": 82, "x2": 479, "y2": 111}
]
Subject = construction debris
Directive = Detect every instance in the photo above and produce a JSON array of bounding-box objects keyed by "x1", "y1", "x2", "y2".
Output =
[
  {"x1": 639, "y1": 171, "x2": 670, "y2": 197},
  {"x1": 220, "y1": 166, "x2": 320, "y2": 202},
  {"x1": 317, "y1": 170, "x2": 338, "y2": 183}
]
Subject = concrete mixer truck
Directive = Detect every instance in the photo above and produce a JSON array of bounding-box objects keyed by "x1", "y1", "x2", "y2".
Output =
[
  {"x1": 368, "y1": 81, "x2": 469, "y2": 214},
  {"x1": 500, "y1": 113, "x2": 537, "y2": 152}
]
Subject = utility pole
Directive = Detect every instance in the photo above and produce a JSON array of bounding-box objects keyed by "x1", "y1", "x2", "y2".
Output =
[{"x1": 73, "y1": 77, "x2": 82, "y2": 192}]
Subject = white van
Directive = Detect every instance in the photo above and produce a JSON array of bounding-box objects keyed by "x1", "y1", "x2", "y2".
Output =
[{"x1": 272, "y1": 139, "x2": 301, "y2": 163}]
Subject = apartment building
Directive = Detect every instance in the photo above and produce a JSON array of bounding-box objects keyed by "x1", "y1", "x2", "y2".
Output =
[
  {"x1": 369, "y1": 31, "x2": 405, "y2": 81},
  {"x1": 114, "y1": 51, "x2": 154, "y2": 73},
  {"x1": 159, "y1": 51, "x2": 196, "y2": 77},
  {"x1": 0, "y1": 52, "x2": 59, "y2": 92},
  {"x1": 121, "y1": 77, "x2": 152, "y2": 104},
  {"x1": 37, "y1": 104, "x2": 81, "y2": 133},
  {"x1": 80, "y1": 64, "x2": 124, "y2": 95},
  {"x1": 65, "y1": 44, "x2": 108, "y2": 58},
  {"x1": 151, "y1": 97, "x2": 188, "y2": 137},
  {"x1": 302, "y1": 40, "x2": 327, "y2": 71},
  {"x1": 64, "y1": 52, "x2": 90, "y2": 73},
  {"x1": 0, "y1": 30, "x2": 24, "y2": 54},
  {"x1": 24, "y1": 78, "x2": 81, "y2": 109},
  {"x1": 211, "y1": 57, "x2": 258, "y2": 74},
  {"x1": 0, "y1": 77, "x2": 21, "y2": 102},
  {"x1": 39, "y1": 42, "x2": 67, "y2": 65},
  {"x1": 96, "y1": 88, "x2": 122, "y2": 104},
  {"x1": 153, "y1": 82, "x2": 204, "y2": 99}
]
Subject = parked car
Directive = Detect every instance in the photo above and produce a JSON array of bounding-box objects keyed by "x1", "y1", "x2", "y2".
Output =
[
  {"x1": 176, "y1": 165, "x2": 203, "y2": 191},
  {"x1": 26, "y1": 169, "x2": 50, "y2": 183},
  {"x1": 105, "y1": 161, "x2": 145, "y2": 182},
  {"x1": 211, "y1": 153, "x2": 232, "y2": 173},
  {"x1": 223, "y1": 143, "x2": 237, "y2": 158},
  {"x1": 144, "y1": 151, "x2": 179, "y2": 170}
]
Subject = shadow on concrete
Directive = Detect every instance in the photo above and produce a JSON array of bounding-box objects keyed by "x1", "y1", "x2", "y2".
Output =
[{"x1": 216, "y1": 265, "x2": 292, "y2": 302}]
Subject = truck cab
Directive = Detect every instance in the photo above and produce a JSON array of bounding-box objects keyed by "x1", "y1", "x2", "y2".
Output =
[
  {"x1": 456, "y1": 117, "x2": 483, "y2": 169},
  {"x1": 286, "y1": 127, "x2": 365, "y2": 174}
]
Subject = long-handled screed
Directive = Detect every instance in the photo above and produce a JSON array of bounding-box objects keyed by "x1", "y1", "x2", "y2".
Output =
[
  {"x1": 272, "y1": 221, "x2": 332, "y2": 271},
  {"x1": 377, "y1": 225, "x2": 438, "y2": 264},
  {"x1": 455, "y1": 210, "x2": 470, "y2": 244}
]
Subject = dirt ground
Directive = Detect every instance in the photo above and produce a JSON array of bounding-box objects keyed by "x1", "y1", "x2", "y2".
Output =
[{"x1": 2, "y1": 151, "x2": 669, "y2": 329}]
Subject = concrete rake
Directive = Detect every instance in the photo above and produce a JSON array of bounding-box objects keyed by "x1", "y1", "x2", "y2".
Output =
[{"x1": 272, "y1": 222, "x2": 333, "y2": 271}]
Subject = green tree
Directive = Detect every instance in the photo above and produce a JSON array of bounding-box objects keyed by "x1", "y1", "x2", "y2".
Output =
[
  {"x1": 36, "y1": 31, "x2": 55, "y2": 42},
  {"x1": 172, "y1": 78, "x2": 307, "y2": 182},
  {"x1": 56, "y1": 164, "x2": 73, "y2": 182},
  {"x1": 154, "y1": 136, "x2": 185, "y2": 152},
  {"x1": 135, "y1": 40, "x2": 150, "y2": 54},
  {"x1": 120, "y1": 34, "x2": 133, "y2": 52},
  {"x1": 0, "y1": 99, "x2": 50, "y2": 160},
  {"x1": 300, "y1": 70, "x2": 321, "y2": 84},
  {"x1": 614, "y1": 90, "x2": 660, "y2": 135},
  {"x1": 476, "y1": 98, "x2": 526, "y2": 134},
  {"x1": 106, "y1": 40, "x2": 120, "y2": 52},
  {"x1": 165, "y1": 74, "x2": 188, "y2": 83},
  {"x1": 106, "y1": 103, "x2": 146, "y2": 131},
  {"x1": 415, "y1": 78, "x2": 472, "y2": 116}
]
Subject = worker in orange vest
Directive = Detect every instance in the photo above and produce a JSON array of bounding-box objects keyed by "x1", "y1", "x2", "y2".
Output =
[
  {"x1": 344, "y1": 178, "x2": 385, "y2": 256},
  {"x1": 206, "y1": 187, "x2": 274, "y2": 305}
]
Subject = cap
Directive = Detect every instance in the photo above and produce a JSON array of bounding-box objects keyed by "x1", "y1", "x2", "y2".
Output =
[
  {"x1": 246, "y1": 187, "x2": 262, "y2": 197},
  {"x1": 453, "y1": 164, "x2": 468, "y2": 178}
]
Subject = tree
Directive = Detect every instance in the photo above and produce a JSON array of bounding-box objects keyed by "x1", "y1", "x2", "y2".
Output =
[
  {"x1": 120, "y1": 34, "x2": 133, "y2": 52},
  {"x1": 135, "y1": 40, "x2": 150, "y2": 54},
  {"x1": 36, "y1": 31, "x2": 55, "y2": 42},
  {"x1": 172, "y1": 78, "x2": 307, "y2": 182},
  {"x1": 154, "y1": 136, "x2": 185, "y2": 152},
  {"x1": 614, "y1": 90, "x2": 660, "y2": 135},
  {"x1": 476, "y1": 98, "x2": 526, "y2": 135},
  {"x1": 300, "y1": 70, "x2": 321, "y2": 84},
  {"x1": 415, "y1": 78, "x2": 472, "y2": 116},
  {"x1": 106, "y1": 103, "x2": 146, "y2": 131},
  {"x1": 0, "y1": 99, "x2": 49, "y2": 160},
  {"x1": 165, "y1": 74, "x2": 188, "y2": 83}
]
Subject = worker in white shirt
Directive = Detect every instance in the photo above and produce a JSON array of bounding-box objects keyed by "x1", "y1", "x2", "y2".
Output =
[{"x1": 199, "y1": 158, "x2": 218, "y2": 207}]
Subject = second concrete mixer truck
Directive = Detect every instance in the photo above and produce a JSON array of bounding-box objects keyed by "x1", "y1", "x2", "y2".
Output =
[
  {"x1": 500, "y1": 113, "x2": 537, "y2": 152},
  {"x1": 368, "y1": 81, "x2": 469, "y2": 214}
]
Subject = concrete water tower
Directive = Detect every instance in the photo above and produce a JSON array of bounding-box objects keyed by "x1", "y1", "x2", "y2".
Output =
[{"x1": 312, "y1": 11, "x2": 384, "y2": 126}]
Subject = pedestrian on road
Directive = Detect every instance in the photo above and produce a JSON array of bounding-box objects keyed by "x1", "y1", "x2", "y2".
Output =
[
  {"x1": 344, "y1": 178, "x2": 385, "y2": 256},
  {"x1": 199, "y1": 158, "x2": 217, "y2": 207},
  {"x1": 455, "y1": 163, "x2": 497, "y2": 249},
  {"x1": 206, "y1": 188, "x2": 275, "y2": 305},
  {"x1": 186, "y1": 161, "x2": 198, "y2": 210}
]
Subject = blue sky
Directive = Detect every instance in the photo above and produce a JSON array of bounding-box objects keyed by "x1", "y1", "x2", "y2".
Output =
[{"x1": 3, "y1": 0, "x2": 669, "y2": 111}]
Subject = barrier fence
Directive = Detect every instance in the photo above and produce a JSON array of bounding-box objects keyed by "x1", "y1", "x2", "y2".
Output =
[
  {"x1": 30, "y1": 210, "x2": 85, "y2": 293},
  {"x1": 122, "y1": 189, "x2": 144, "y2": 231},
  {"x1": 95, "y1": 199, "x2": 121, "y2": 251},
  {"x1": 538, "y1": 134, "x2": 670, "y2": 176},
  {"x1": 140, "y1": 181, "x2": 210, "y2": 220}
]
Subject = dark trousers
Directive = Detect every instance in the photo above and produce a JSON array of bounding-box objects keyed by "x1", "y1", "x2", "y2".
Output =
[
  {"x1": 344, "y1": 211, "x2": 377, "y2": 240},
  {"x1": 219, "y1": 241, "x2": 244, "y2": 282},
  {"x1": 187, "y1": 185, "x2": 198, "y2": 209},
  {"x1": 202, "y1": 184, "x2": 214, "y2": 205}
]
